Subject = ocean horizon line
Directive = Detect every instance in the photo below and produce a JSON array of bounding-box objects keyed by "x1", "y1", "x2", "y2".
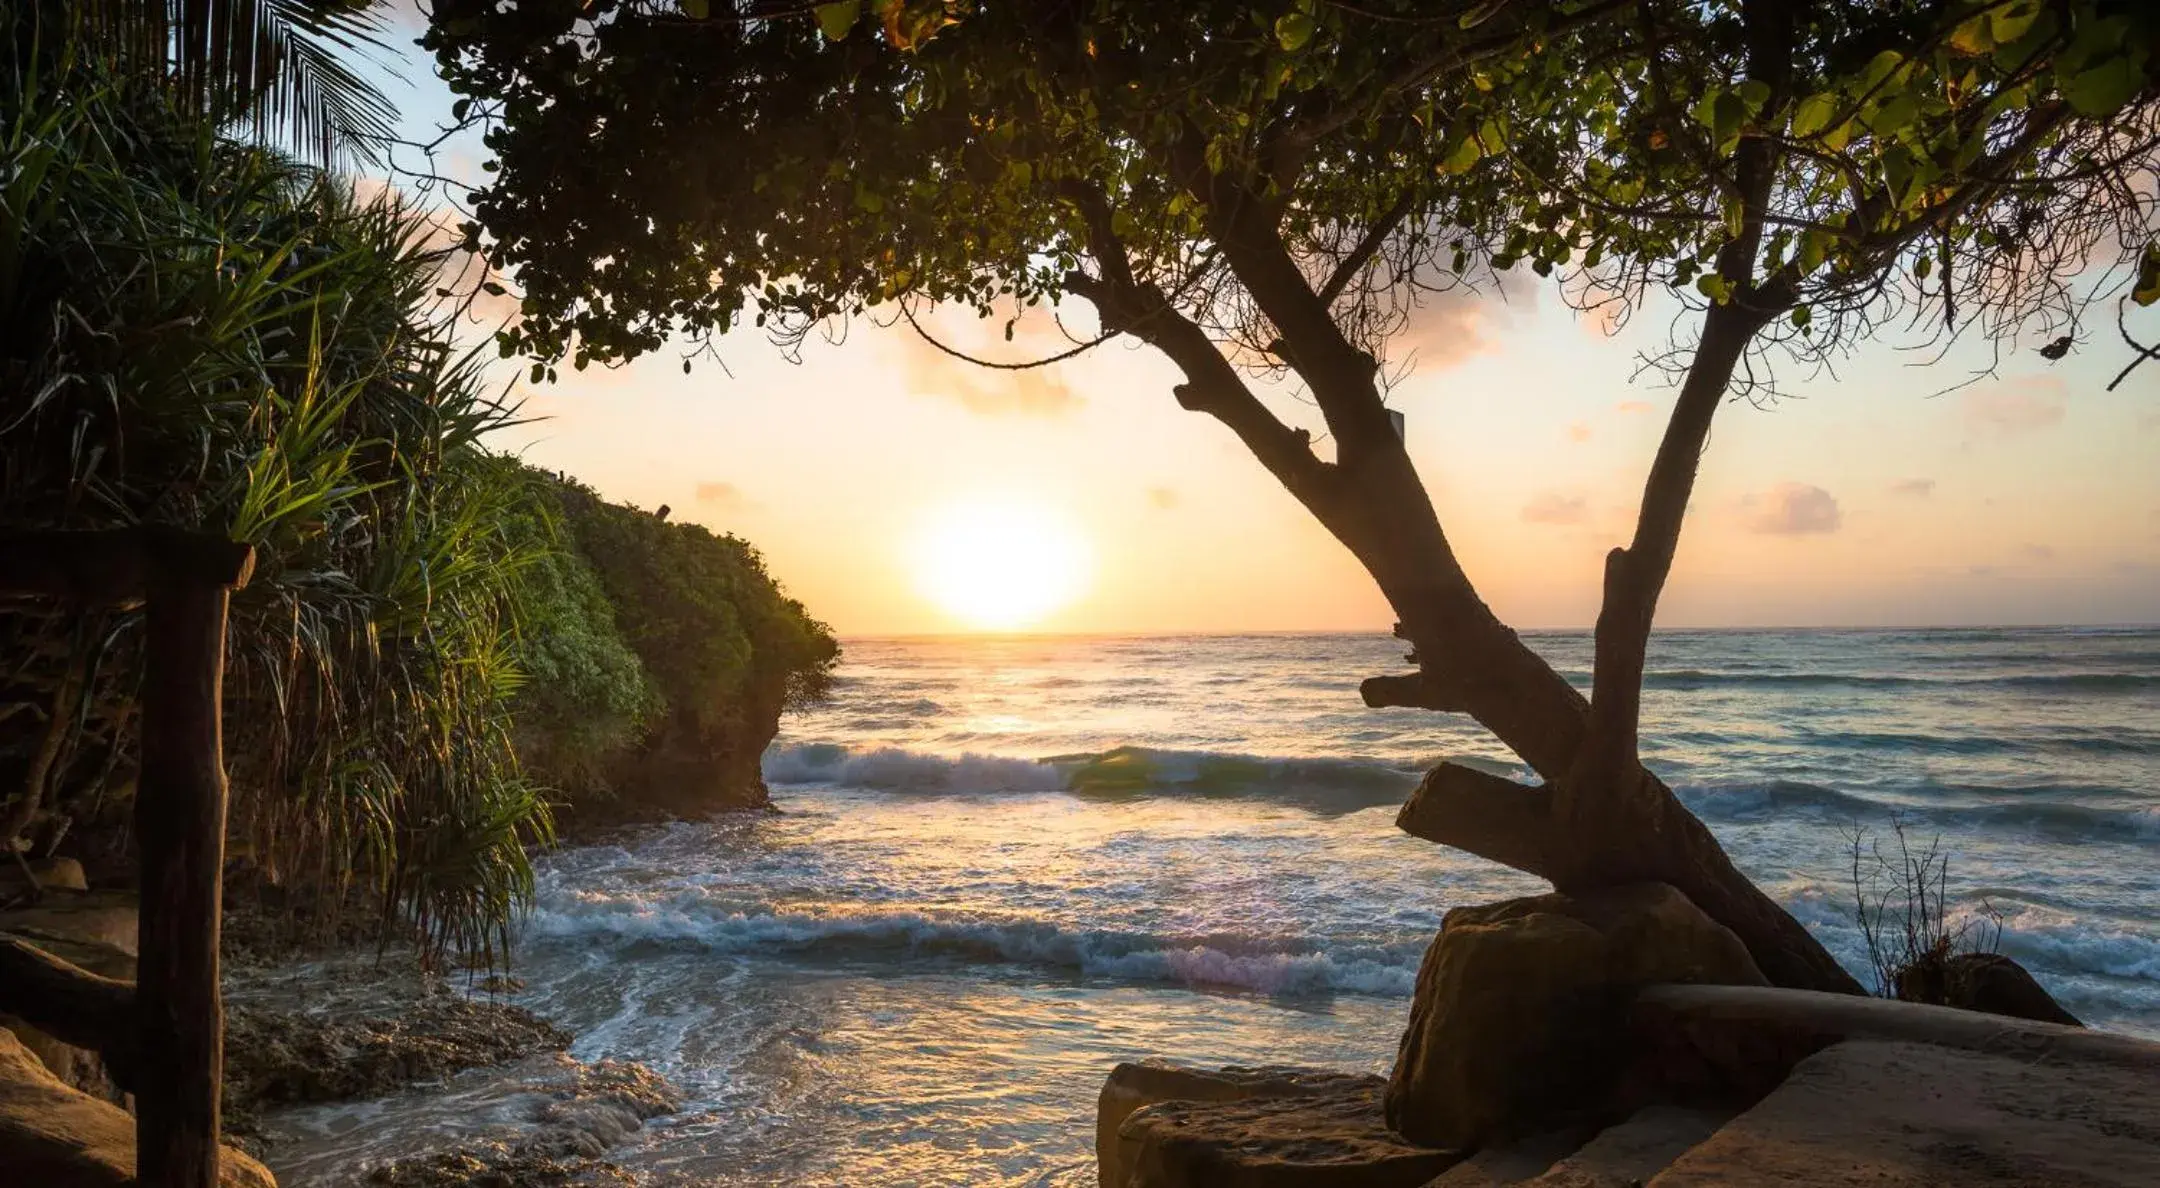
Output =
[{"x1": 835, "y1": 622, "x2": 2160, "y2": 643}]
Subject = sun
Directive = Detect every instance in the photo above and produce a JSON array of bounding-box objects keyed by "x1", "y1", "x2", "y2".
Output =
[{"x1": 913, "y1": 498, "x2": 1091, "y2": 630}]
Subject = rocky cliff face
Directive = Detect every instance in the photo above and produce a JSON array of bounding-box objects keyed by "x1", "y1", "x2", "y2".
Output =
[{"x1": 567, "y1": 681, "x2": 789, "y2": 829}]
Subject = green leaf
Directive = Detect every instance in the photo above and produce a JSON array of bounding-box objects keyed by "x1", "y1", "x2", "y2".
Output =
[
  {"x1": 1690, "y1": 87, "x2": 1725, "y2": 130},
  {"x1": 1948, "y1": 14, "x2": 1993, "y2": 56},
  {"x1": 1692, "y1": 89, "x2": 1746, "y2": 152},
  {"x1": 1696, "y1": 273, "x2": 1732, "y2": 304},
  {"x1": 2062, "y1": 57, "x2": 2144, "y2": 118},
  {"x1": 814, "y1": 2, "x2": 861, "y2": 40},
  {"x1": 1867, "y1": 93, "x2": 1918, "y2": 135},
  {"x1": 1798, "y1": 229, "x2": 1828, "y2": 274},
  {"x1": 1439, "y1": 134, "x2": 1482, "y2": 175},
  {"x1": 1990, "y1": 0, "x2": 2044, "y2": 45},
  {"x1": 681, "y1": 0, "x2": 709, "y2": 18},
  {"x1": 1734, "y1": 79, "x2": 1772, "y2": 115},
  {"x1": 1791, "y1": 93, "x2": 1838, "y2": 138},
  {"x1": 2135, "y1": 245, "x2": 2160, "y2": 307},
  {"x1": 1880, "y1": 144, "x2": 1914, "y2": 207},
  {"x1": 1859, "y1": 50, "x2": 1903, "y2": 93},
  {"x1": 1790, "y1": 305, "x2": 1812, "y2": 330},
  {"x1": 1274, "y1": 11, "x2": 1316, "y2": 52}
]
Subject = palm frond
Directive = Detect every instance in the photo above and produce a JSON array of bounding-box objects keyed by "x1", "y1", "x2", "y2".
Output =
[{"x1": 75, "y1": 0, "x2": 398, "y2": 166}]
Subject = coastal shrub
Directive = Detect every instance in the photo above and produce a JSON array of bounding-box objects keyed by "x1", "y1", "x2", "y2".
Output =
[
  {"x1": 1844, "y1": 818, "x2": 2002, "y2": 1000},
  {"x1": 525, "y1": 477, "x2": 840, "y2": 816},
  {"x1": 0, "y1": 34, "x2": 548, "y2": 962},
  {"x1": 494, "y1": 466, "x2": 665, "y2": 799},
  {"x1": 0, "y1": 8, "x2": 838, "y2": 962}
]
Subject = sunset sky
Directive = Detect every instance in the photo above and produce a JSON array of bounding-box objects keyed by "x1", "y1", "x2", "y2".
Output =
[{"x1": 371, "y1": 20, "x2": 2160, "y2": 636}]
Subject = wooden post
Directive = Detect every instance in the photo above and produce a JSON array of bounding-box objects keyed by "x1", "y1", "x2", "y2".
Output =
[{"x1": 134, "y1": 527, "x2": 252, "y2": 1188}]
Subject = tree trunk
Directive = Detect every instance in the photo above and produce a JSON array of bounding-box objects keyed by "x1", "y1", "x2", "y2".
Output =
[
  {"x1": 1064, "y1": 162, "x2": 1862, "y2": 994},
  {"x1": 135, "y1": 532, "x2": 242, "y2": 1188}
]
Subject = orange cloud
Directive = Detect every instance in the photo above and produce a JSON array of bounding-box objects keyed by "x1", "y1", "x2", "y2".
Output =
[
  {"x1": 1741, "y1": 483, "x2": 1841, "y2": 535},
  {"x1": 1393, "y1": 271, "x2": 1532, "y2": 372},
  {"x1": 696, "y1": 481, "x2": 749, "y2": 508},
  {"x1": 885, "y1": 301, "x2": 1080, "y2": 416},
  {"x1": 1963, "y1": 376, "x2": 2067, "y2": 436},
  {"x1": 1522, "y1": 492, "x2": 1590, "y2": 526}
]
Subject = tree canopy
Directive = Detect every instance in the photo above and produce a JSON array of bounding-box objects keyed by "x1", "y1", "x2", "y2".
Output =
[{"x1": 425, "y1": 0, "x2": 2160, "y2": 991}]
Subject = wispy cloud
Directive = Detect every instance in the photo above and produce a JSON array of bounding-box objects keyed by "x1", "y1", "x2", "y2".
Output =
[
  {"x1": 1888, "y1": 478, "x2": 1936, "y2": 498},
  {"x1": 1147, "y1": 486, "x2": 1180, "y2": 510},
  {"x1": 1392, "y1": 271, "x2": 1532, "y2": 371},
  {"x1": 1566, "y1": 421, "x2": 1592, "y2": 443},
  {"x1": 1616, "y1": 400, "x2": 1656, "y2": 415},
  {"x1": 888, "y1": 301, "x2": 1080, "y2": 416},
  {"x1": 1521, "y1": 491, "x2": 1589, "y2": 526},
  {"x1": 1964, "y1": 376, "x2": 2067, "y2": 436},
  {"x1": 1740, "y1": 483, "x2": 1842, "y2": 536},
  {"x1": 695, "y1": 481, "x2": 750, "y2": 508}
]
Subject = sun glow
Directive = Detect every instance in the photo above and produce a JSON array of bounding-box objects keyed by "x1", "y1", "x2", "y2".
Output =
[{"x1": 914, "y1": 498, "x2": 1092, "y2": 630}]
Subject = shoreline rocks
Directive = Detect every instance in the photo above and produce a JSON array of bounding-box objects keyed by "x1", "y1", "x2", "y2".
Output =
[
  {"x1": 1, "y1": 1026, "x2": 272, "y2": 1188},
  {"x1": 223, "y1": 991, "x2": 575, "y2": 1131},
  {"x1": 1386, "y1": 883, "x2": 1766, "y2": 1150}
]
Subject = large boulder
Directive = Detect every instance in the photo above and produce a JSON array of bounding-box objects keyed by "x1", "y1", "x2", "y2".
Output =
[
  {"x1": 1387, "y1": 883, "x2": 1766, "y2": 1151},
  {"x1": 1118, "y1": 1078, "x2": 1459, "y2": 1188},
  {"x1": 1099, "y1": 1063, "x2": 1390, "y2": 1187},
  {"x1": 0, "y1": 1027, "x2": 273, "y2": 1188},
  {"x1": 1652, "y1": 1037, "x2": 2160, "y2": 1187},
  {"x1": 1896, "y1": 952, "x2": 2082, "y2": 1027}
]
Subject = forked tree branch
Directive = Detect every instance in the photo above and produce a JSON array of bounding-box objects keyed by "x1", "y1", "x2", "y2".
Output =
[{"x1": 1318, "y1": 188, "x2": 1420, "y2": 308}]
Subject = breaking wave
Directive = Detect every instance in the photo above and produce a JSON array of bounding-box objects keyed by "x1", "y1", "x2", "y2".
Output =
[
  {"x1": 526, "y1": 895, "x2": 1420, "y2": 998},
  {"x1": 1677, "y1": 780, "x2": 2160, "y2": 843},
  {"x1": 764, "y1": 742, "x2": 1418, "y2": 809}
]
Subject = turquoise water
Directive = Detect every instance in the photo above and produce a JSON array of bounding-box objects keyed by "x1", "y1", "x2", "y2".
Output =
[{"x1": 268, "y1": 630, "x2": 2160, "y2": 1186}]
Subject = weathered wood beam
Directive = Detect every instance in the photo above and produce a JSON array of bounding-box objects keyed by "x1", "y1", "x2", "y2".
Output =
[
  {"x1": 0, "y1": 527, "x2": 252, "y2": 605},
  {"x1": 134, "y1": 528, "x2": 250, "y2": 1188}
]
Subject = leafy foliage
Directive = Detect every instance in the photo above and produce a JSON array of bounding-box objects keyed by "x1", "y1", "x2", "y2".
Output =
[
  {"x1": 0, "y1": 36, "x2": 544, "y2": 963},
  {"x1": 494, "y1": 467, "x2": 664, "y2": 799},
  {"x1": 536, "y1": 477, "x2": 838, "y2": 813},
  {"x1": 1, "y1": 11, "x2": 840, "y2": 962},
  {"x1": 62, "y1": 0, "x2": 401, "y2": 165},
  {"x1": 427, "y1": 0, "x2": 2158, "y2": 383}
]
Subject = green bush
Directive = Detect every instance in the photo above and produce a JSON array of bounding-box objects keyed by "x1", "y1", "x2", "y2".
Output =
[
  {"x1": 514, "y1": 475, "x2": 838, "y2": 817},
  {"x1": 0, "y1": 21, "x2": 837, "y2": 961},
  {"x1": 0, "y1": 33, "x2": 547, "y2": 962}
]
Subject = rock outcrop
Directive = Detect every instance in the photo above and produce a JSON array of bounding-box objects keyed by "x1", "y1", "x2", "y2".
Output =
[
  {"x1": 223, "y1": 994, "x2": 573, "y2": 1113},
  {"x1": 1652, "y1": 1037, "x2": 2160, "y2": 1186},
  {"x1": 1896, "y1": 951, "x2": 2082, "y2": 1027},
  {"x1": 1109, "y1": 1070, "x2": 1458, "y2": 1188},
  {"x1": 1, "y1": 889, "x2": 143, "y2": 1101},
  {"x1": 0, "y1": 1026, "x2": 273, "y2": 1188},
  {"x1": 1386, "y1": 883, "x2": 1767, "y2": 1150},
  {"x1": 1098, "y1": 1063, "x2": 1402, "y2": 1187}
]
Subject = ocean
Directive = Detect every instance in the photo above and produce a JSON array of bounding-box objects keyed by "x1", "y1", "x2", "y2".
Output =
[{"x1": 264, "y1": 629, "x2": 2160, "y2": 1186}]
